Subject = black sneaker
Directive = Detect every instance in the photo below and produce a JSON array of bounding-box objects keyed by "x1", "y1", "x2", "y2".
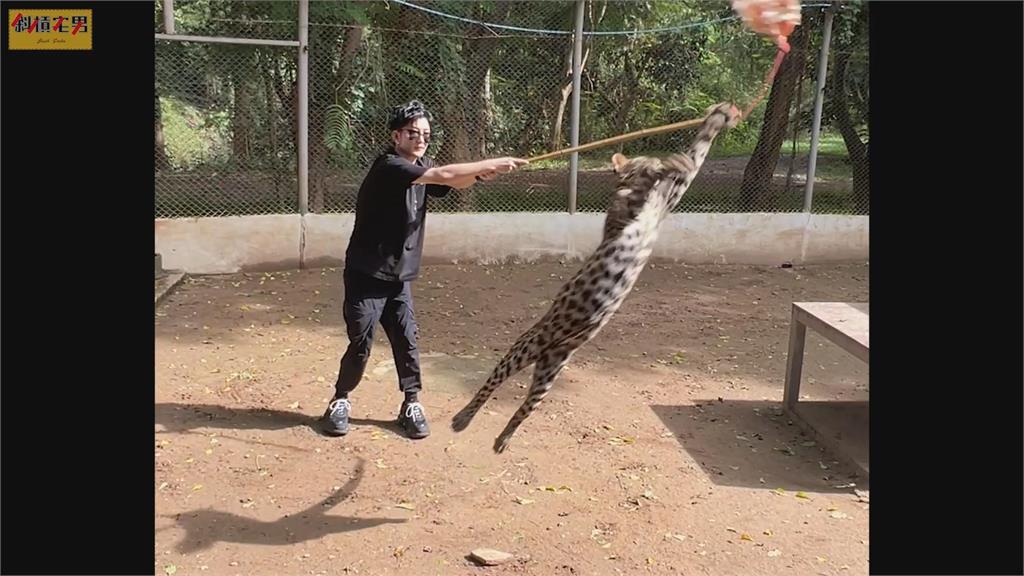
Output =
[
  {"x1": 398, "y1": 400, "x2": 430, "y2": 439},
  {"x1": 322, "y1": 398, "x2": 351, "y2": 436}
]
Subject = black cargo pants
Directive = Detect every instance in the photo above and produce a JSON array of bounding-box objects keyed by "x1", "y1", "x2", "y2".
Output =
[{"x1": 334, "y1": 269, "x2": 422, "y2": 399}]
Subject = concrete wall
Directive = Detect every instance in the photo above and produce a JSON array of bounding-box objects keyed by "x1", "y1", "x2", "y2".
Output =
[{"x1": 156, "y1": 212, "x2": 868, "y2": 274}]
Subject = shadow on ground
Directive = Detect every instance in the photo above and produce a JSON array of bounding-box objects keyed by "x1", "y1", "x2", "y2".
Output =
[
  {"x1": 155, "y1": 403, "x2": 406, "y2": 437},
  {"x1": 651, "y1": 399, "x2": 867, "y2": 493},
  {"x1": 157, "y1": 459, "x2": 405, "y2": 553}
]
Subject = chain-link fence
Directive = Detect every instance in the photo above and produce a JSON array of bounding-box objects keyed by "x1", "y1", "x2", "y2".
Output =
[{"x1": 155, "y1": 0, "x2": 868, "y2": 219}]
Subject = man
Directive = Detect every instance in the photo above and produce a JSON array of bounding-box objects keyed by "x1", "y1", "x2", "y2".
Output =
[{"x1": 322, "y1": 100, "x2": 528, "y2": 439}]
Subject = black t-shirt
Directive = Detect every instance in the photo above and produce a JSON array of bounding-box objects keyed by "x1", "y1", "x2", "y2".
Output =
[{"x1": 344, "y1": 149, "x2": 451, "y2": 282}]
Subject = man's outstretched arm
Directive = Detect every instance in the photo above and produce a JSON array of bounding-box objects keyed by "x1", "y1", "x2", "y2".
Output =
[{"x1": 414, "y1": 157, "x2": 528, "y2": 189}]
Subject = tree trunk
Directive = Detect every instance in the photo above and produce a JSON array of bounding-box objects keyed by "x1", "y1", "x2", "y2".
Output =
[
  {"x1": 435, "y1": 3, "x2": 512, "y2": 210},
  {"x1": 260, "y1": 50, "x2": 286, "y2": 208},
  {"x1": 738, "y1": 21, "x2": 811, "y2": 211},
  {"x1": 551, "y1": 0, "x2": 603, "y2": 151},
  {"x1": 442, "y1": 96, "x2": 472, "y2": 163},
  {"x1": 465, "y1": 2, "x2": 510, "y2": 158},
  {"x1": 829, "y1": 50, "x2": 869, "y2": 214},
  {"x1": 154, "y1": 92, "x2": 171, "y2": 171},
  {"x1": 783, "y1": 50, "x2": 807, "y2": 196},
  {"x1": 612, "y1": 51, "x2": 641, "y2": 151},
  {"x1": 231, "y1": 69, "x2": 254, "y2": 168},
  {"x1": 551, "y1": 45, "x2": 590, "y2": 151}
]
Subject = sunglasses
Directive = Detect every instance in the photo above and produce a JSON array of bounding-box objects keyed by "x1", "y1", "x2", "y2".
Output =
[{"x1": 400, "y1": 128, "x2": 432, "y2": 143}]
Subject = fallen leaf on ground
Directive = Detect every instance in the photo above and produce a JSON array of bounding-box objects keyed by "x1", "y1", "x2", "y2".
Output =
[{"x1": 537, "y1": 485, "x2": 573, "y2": 493}]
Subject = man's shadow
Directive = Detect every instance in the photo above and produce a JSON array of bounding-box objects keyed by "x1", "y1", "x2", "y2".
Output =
[
  {"x1": 155, "y1": 403, "x2": 404, "y2": 436},
  {"x1": 159, "y1": 459, "x2": 405, "y2": 553}
]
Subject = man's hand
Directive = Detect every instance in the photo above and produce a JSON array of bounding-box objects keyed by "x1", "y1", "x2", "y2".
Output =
[
  {"x1": 464, "y1": 154, "x2": 528, "y2": 186},
  {"x1": 483, "y1": 157, "x2": 529, "y2": 175},
  {"x1": 474, "y1": 157, "x2": 529, "y2": 183}
]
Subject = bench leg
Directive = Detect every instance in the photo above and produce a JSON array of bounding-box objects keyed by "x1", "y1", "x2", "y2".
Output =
[{"x1": 783, "y1": 315, "x2": 807, "y2": 410}]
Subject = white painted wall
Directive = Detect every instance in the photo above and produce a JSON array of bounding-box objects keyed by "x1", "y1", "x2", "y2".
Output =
[
  {"x1": 155, "y1": 214, "x2": 302, "y2": 274},
  {"x1": 156, "y1": 212, "x2": 868, "y2": 274}
]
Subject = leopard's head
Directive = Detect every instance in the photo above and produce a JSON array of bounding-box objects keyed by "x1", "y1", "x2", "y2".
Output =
[{"x1": 611, "y1": 153, "x2": 665, "y2": 191}]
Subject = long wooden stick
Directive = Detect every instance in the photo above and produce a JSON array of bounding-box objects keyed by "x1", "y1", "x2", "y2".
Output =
[{"x1": 526, "y1": 116, "x2": 707, "y2": 163}]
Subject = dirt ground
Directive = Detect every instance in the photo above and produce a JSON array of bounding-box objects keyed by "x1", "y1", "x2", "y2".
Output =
[{"x1": 155, "y1": 261, "x2": 869, "y2": 576}]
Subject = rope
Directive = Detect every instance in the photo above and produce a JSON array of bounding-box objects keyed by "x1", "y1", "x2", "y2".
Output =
[{"x1": 741, "y1": 47, "x2": 787, "y2": 120}]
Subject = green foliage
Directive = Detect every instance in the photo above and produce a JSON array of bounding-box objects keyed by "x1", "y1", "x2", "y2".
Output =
[
  {"x1": 159, "y1": 96, "x2": 231, "y2": 170},
  {"x1": 156, "y1": 0, "x2": 868, "y2": 213},
  {"x1": 324, "y1": 104, "x2": 350, "y2": 155}
]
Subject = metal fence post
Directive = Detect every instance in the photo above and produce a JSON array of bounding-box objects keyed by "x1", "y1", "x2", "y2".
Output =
[
  {"x1": 803, "y1": 2, "x2": 837, "y2": 213},
  {"x1": 567, "y1": 0, "x2": 585, "y2": 214},
  {"x1": 297, "y1": 0, "x2": 309, "y2": 215},
  {"x1": 163, "y1": 0, "x2": 174, "y2": 34}
]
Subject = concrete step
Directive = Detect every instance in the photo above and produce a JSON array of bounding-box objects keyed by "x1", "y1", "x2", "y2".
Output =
[{"x1": 155, "y1": 272, "x2": 185, "y2": 306}]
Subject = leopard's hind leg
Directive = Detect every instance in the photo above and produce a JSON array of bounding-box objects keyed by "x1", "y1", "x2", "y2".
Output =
[
  {"x1": 451, "y1": 329, "x2": 542, "y2": 432},
  {"x1": 492, "y1": 346, "x2": 574, "y2": 453}
]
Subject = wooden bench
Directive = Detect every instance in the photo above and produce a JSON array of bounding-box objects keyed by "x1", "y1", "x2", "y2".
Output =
[{"x1": 783, "y1": 302, "x2": 869, "y2": 476}]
